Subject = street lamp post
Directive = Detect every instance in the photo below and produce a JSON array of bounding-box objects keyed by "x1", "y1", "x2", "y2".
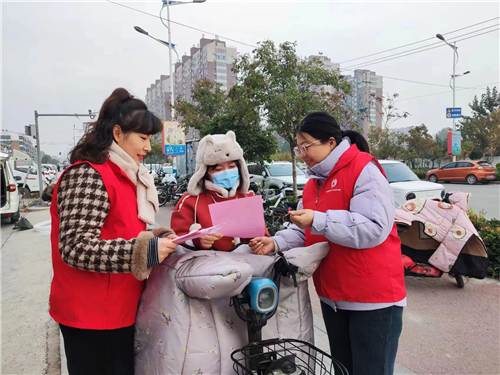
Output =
[
  {"x1": 436, "y1": 34, "x2": 470, "y2": 162},
  {"x1": 135, "y1": 0, "x2": 205, "y2": 174}
]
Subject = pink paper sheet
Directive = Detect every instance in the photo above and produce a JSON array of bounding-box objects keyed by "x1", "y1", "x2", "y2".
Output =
[
  {"x1": 172, "y1": 223, "x2": 225, "y2": 244},
  {"x1": 208, "y1": 195, "x2": 265, "y2": 238}
]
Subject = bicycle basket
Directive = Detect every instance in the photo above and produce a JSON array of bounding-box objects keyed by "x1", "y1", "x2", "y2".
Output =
[{"x1": 231, "y1": 338, "x2": 348, "y2": 375}]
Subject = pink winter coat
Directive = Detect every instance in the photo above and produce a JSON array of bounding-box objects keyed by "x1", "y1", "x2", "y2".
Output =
[{"x1": 395, "y1": 191, "x2": 489, "y2": 278}]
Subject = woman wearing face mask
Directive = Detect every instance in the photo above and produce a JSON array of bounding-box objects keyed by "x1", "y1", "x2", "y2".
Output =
[
  {"x1": 250, "y1": 112, "x2": 406, "y2": 375},
  {"x1": 171, "y1": 131, "x2": 267, "y2": 251},
  {"x1": 49, "y1": 88, "x2": 178, "y2": 375}
]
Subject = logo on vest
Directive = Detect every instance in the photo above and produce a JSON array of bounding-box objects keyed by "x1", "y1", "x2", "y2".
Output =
[{"x1": 326, "y1": 178, "x2": 342, "y2": 193}]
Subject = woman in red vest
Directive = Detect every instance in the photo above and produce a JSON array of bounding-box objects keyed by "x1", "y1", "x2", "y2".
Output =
[
  {"x1": 250, "y1": 112, "x2": 406, "y2": 375},
  {"x1": 49, "y1": 88, "x2": 178, "y2": 375}
]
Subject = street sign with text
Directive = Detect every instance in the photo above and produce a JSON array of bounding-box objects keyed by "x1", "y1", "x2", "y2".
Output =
[
  {"x1": 446, "y1": 108, "x2": 462, "y2": 119},
  {"x1": 162, "y1": 121, "x2": 186, "y2": 156}
]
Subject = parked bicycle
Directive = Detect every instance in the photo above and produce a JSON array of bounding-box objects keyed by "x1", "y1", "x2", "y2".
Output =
[{"x1": 262, "y1": 188, "x2": 298, "y2": 236}]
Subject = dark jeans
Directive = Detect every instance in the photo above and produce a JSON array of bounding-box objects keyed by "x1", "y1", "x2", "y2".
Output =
[
  {"x1": 60, "y1": 324, "x2": 134, "y2": 375},
  {"x1": 320, "y1": 302, "x2": 403, "y2": 375}
]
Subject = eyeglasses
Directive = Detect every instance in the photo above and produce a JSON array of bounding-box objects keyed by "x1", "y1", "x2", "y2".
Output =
[{"x1": 293, "y1": 140, "x2": 322, "y2": 156}]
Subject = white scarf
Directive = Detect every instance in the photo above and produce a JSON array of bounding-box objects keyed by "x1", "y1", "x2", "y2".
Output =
[{"x1": 108, "y1": 142, "x2": 159, "y2": 225}]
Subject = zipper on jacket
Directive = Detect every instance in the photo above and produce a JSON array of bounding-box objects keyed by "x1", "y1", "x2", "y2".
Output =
[{"x1": 315, "y1": 182, "x2": 323, "y2": 206}]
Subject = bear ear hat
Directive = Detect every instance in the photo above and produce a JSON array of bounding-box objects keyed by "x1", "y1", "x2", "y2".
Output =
[
  {"x1": 204, "y1": 135, "x2": 214, "y2": 146},
  {"x1": 187, "y1": 131, "x2": 250, "y2": 197}
]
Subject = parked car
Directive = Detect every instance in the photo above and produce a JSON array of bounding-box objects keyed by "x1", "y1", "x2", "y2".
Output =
[
  {"x1": 247, "y1": 162, "x2": 309, "y2": 197},
  {"x1": 426, "y1": 160, "x2": 496, "y2": 185},
  {"x1": 379, "y1": 160, "x2": 445, "y2": 207},
  {"x1": 1, "y1": 152, "x2": 20, "y2": 223},
  {"x1": 9, "y1": 161, "x2": 41, "y2": 197}
]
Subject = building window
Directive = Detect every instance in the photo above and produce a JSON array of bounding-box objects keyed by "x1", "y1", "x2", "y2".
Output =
[
  {"x1": 216, "y1": 55, "x2": 226, "y2": 61},
  {"x1": 216, "y1": 48, "x2": 227, "y2": 54}
]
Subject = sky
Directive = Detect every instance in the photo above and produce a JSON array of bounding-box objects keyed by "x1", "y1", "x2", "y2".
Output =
[{"x1": 2, "y1": 0, "x2": 499, "y2": 158}]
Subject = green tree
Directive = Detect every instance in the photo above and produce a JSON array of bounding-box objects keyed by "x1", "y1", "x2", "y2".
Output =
[
  {"x1": 143, "y1": 136, "x2": 171, "y2": 165},
  {"x1": 41, "y1": 154, "x2": 59, "y2": 164},
  {"x1": 405, "y1": 124, "x2": 439, "y2": 170},
  {"x1": 174, "y1": 79, "x2": 278, "y2": 163},
  {"x1": 368, "y1": 92, "x2": 410, "y2": 154},
  {"x1": 374, "y1": 92, "x2": 410, "y2": 128},
  {"x1": 233, "y1": 40, "x2": 352, "y2": 199},
  {"x1": 367, "y1": 126, "x2": 404, "y2": 160},
  {"x1": 458, "y1": 86, "x2": 500, "y2": 159}
]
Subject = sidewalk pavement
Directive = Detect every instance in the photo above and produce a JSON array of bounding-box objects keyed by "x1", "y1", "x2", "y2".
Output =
[
  {"x1": 1, "y1": 208, "x2": 415, "y2": 375},
  {"x1": 1, "y1": 208, "x2": 58, "y2": 375}
]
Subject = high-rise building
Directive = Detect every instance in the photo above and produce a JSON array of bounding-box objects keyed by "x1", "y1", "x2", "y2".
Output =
[
  {"x1": 174, "y1": 36, "x2": 237, "y2": 104},
  {"x1": 344, "y1": 70, "x2": 383, "y2": 134},
  {"x1": 308, "y1": 55, "x2": 340, "y2": 71},
  {"x1": 144, "y1": 36, "x2": 238, "y2": 174},
  {"x1": 0, "y1": 129, "x2": 36, "y2": 159},
  {"x1": 308, "y1": 55, "x2": 340, "y2": 94},
  {"x1": 145, "y1": 75, "x2": 173, "y2": 122},
  {"x1": 307, "y1": 54, "x2": 384, "y2": 135}
]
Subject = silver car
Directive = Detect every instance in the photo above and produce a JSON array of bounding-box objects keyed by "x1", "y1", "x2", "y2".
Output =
[{"x1": 247, "y1": 162, "x2": 308, "y2": 196}]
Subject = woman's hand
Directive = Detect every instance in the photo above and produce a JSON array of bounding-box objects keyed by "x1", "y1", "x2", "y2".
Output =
[
  {"x1": 249, "y1": 237, "x2": 275, "y2": 255},
  {"x1": 289, "y1": 209, "x2": 315, "y2": 229},
  {"x1": 158, "y1": 238, "x2": 178, "y2": 263},
  {"x1": 198, "y1": 233, "x2": 224, "y2": 250}
]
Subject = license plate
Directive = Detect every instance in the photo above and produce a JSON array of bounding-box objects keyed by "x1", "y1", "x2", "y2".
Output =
[{"x1": 489, "y1": 175, "x2": 494, "y2": 178}]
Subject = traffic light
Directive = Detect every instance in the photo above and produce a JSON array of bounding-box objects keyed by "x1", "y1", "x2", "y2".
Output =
[{"x1": 25, "y1": 124, "x2": 37, "y2": 138}]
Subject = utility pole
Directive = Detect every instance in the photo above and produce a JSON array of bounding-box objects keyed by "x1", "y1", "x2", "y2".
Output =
[
  {"x1": 34, "y1": 110, "x2": 96, "y2": 205},
  {"x1": 452, "y1": 41, "x2": 457, "y2": 162}
]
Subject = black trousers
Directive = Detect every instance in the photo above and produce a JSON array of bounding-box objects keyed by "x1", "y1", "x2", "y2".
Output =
[
  {"x1": 321, "y1": 302, "x2": 403, "y2": 375},
  {"x1": 60, "y1": 324, "x2": 134, "y2": 375}
]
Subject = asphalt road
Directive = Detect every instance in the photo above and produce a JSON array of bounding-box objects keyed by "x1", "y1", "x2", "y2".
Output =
[{"x1": 444, "y1": 183, "x2": 500, "y2": 219}]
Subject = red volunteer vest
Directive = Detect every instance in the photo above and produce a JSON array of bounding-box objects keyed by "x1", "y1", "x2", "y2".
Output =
[
  {"x1": 49, "y1": 160, "x2": 146, "y2": 329},
  {"x1": 304, "y1": 145, "x2": 406, "y2": 303}
]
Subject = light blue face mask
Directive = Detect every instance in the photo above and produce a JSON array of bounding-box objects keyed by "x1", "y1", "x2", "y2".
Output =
[{"x1": 210, "y1": 168, "x2": 240, "y2": 190}]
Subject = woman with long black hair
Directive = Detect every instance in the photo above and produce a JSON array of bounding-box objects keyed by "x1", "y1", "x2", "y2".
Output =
[
  {"x1": 49, "y1": 88, "x2": 177, "y2": 374},
  {"x1": 250, "y1": 111, "x2": 405, "y2": 375}
]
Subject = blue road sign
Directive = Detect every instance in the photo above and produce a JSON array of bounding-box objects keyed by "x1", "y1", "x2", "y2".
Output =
[
  {"x1": 164, "y1": 145, "x2": 186, "y2": 156},
  {"x1": 446, "y1": 108, "x2": 462, "y2": 119}
]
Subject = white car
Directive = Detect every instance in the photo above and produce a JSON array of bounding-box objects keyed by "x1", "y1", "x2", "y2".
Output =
[
  {"x1": 1, "y1": 152, "x2": 20, "y2": 223},
  {"x1": 379, "y1": 160, "x2": 445, "y2": 206},
  {"x1": 247, "y1": 162, "x2": 309, "y2": 196}
]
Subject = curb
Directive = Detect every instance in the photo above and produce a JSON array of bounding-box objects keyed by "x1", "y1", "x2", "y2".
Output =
[
  {"x1": 46, "y1": 320, "x2": 61, "y2": 375},
  {"x1": 27, "y1": 206, "x2": 51, "y2": 212},
  {"x1": 420, "y1": 179, "x2": 500, "y2": 185}
]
